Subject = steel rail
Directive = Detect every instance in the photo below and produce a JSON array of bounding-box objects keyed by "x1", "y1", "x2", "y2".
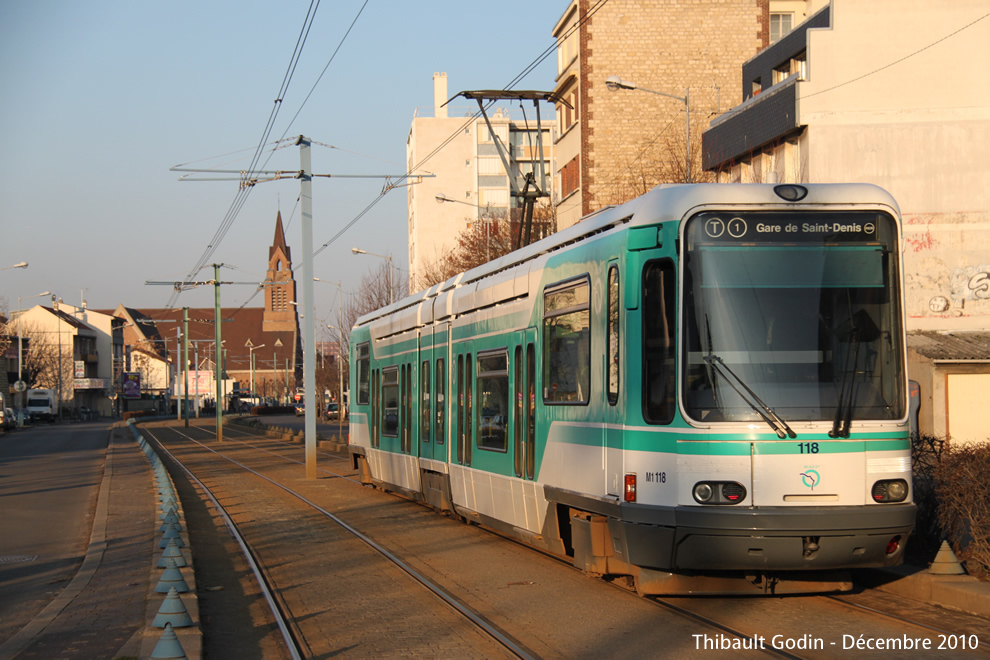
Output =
[
  {"x1": 157, "y1": 424, "x2": 538, "y2": 660},
  {"x1": 143, "y1": 428, "x2": 306, "y2": 660},
  {"x1": 824, "y1": 594, "x2": 990, "y2": 650}
]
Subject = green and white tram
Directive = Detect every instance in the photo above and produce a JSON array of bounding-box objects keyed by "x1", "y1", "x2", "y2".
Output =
[{"x1": 348, "y1": 183, "x2": 914, "y2": 594}]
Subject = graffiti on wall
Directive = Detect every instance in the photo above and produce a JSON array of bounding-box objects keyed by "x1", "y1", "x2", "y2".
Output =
[{"x1": 925, "y1": 265, "x2": 990, "y2": 315}]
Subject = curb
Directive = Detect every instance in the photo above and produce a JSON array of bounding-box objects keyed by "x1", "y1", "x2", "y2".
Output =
[{"x1": 121, "y1": 419, "x2": 203, "y2": 660}]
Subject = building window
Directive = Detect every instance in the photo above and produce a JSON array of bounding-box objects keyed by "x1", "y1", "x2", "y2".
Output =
[
  {"x1": 478, "y1": 124, "x2": 509, "y2": 144},
  {"x1": 561, "y1": 156, "x2": 580, "y2": 198},
  {"x1": 478, "y1": 157, "x2": 503, "y2": 176},
  {"x1": 770, "y1": 13, "x2": 793, "y2": 43},
  {"x1": 557, "y1": 25, "x2": 578, "y2": 75}
]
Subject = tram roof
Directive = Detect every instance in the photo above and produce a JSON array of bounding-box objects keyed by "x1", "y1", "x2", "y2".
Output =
[{"x1": 354, "y1": 182, "x2": 901, "y2": 330}]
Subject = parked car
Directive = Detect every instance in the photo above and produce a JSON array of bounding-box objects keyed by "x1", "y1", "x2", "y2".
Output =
[
  {"x1": 324, "y1": 402, "x2": 340, "y2": 420},
  {"x1": 1, "y1": 408, "x2": 14, "y2": 430},
  {"x1": 295, "y1": 401, "x2": 305, "y2": 416}
]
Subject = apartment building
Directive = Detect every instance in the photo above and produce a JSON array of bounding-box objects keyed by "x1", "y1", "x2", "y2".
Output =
[
  {"x1": 551, "y1": 0, "x2": 766, "y2": 229},
  {"x1": 406, "y1": 73, "x2": 556, "y2": 292},
  {"x1": 701, "y1": 0, "x2": 990, "y2": 441}
]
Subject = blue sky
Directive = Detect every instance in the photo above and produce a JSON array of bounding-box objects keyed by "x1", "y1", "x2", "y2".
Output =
[{"x1": 0, "y1": 1, "x2": 564, "y2": 323}]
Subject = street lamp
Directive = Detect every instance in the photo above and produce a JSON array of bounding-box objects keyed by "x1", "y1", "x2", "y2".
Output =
[
  {"x1": 248, "y1": 343, "x2": 266, "y2": 404},
  {"x1": 351, "y1": 247, "x2": 395, "y2": 305},
  {"x1": 14, "y1": 290, "x2": 51, "y2": 426},
  {"x1": 436, "y1": 194, "x2": 497, "y2": 262},
  {"x1": 2, "y1": 261, "x2": 28, "y2": 271},
  {"x1": 605, "y1": 75, "x2": 691, "y2": 183}
]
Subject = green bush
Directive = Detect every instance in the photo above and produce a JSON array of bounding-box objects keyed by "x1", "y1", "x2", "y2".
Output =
[{"x1": 934, "y1": 441, "x2": 990, "y2": 581}]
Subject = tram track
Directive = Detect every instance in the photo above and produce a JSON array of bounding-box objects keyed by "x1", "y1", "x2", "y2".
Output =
[
  {"x1": 144, "y1": 423, "x2": 538, "y2": 659},
  {"x1": 140, "y1": 421, "x2": 989, "y2": 659}
]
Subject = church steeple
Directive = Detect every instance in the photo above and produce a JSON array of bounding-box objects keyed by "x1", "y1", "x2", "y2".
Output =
[
  {"x1": 264, "y1": 211, "x2": 297, "y2": 332},
  {"x1": 270, "y1": 210, "x2": 291, "y2": 263}
]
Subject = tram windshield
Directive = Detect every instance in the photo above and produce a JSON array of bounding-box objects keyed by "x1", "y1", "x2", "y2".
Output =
[{"x1": 681, "y1": 211, "x2": 905, "y2": 430}]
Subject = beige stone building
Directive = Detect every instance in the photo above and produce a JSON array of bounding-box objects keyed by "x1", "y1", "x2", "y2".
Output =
[
  {"x1": 551, "y1": 0, "x2": 768, "y2": 229},
  {"x1": 406, "y1": 73, "x2": 556, "y2": 292}
]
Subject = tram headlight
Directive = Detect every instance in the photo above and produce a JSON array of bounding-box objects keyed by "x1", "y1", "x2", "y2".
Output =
[
  {"x1": 692, "y1": 481, "x2": 747, "y2": 505},
  {"x1": 773, "y1": 184, "x2": 808, "y2": 201},
  {"x1": 871, "y1": 479, "x2": 909, "y2": 503}
]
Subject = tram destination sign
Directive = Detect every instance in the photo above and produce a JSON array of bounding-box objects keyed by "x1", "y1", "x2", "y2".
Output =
[{"x1": 691, "y1": 211, "x2": 890, "y2": 246}]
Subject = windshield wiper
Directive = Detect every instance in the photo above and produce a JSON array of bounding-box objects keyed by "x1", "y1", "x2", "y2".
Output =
[
  {"x1": 829, "y1": 310, "x2": 879, "y2": 438},
  {"x1": 704, "y1": 354, "x2": 796, "y2": 439}
]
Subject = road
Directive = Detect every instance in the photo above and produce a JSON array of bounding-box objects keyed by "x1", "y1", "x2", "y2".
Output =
[{"x1": 0, "y1": 420, "x2": 113, "y2": 644}]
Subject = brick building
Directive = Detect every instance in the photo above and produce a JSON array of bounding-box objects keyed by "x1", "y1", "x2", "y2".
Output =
[{"x1": 552, "y1": 0, "x2": 768, "y2": 229}]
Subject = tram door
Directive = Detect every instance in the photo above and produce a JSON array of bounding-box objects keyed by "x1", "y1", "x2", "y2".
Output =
[
  {"x1": 422, "y1": 323, "x2": 450, "y2": 463},
  {"x1": 513, "y1": 329, "x2": 538, "y2": 481},
  {"x1": 605, "y1": 262, "x2": 624, "y2": 497},
  {"x1": 453, "y1": 340, "x2": 475, "y2": 467}
]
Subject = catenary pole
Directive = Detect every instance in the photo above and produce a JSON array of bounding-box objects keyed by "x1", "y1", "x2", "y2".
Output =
[
  {"x1": 299, "y1": 136, "x2": 317, "y2": 479},
  {"x1": 214, "y1": 264, "x2": 223, "y2": 441}
]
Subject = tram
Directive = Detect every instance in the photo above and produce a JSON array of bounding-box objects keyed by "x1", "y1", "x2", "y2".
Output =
[{"x1": 347, "y1": 183, "x2": 914, "y2": 594}]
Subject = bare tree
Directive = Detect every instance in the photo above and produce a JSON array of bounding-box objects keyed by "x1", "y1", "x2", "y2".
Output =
[
  {"x1": 14, "y1": 322, "x2": 73, "y2": 392},
  {"x1": 0, "y1": 298, "x2": 12, "y2": 358},
  {"x1": 418, "y1": 201, "x2": 558, "y2": 291},
  {"x1": 600, "y1": 114, "x2": 717, "y2": 208},
  {"x1": 334, "y1": 260, "x2": 410, "y2": 392}
]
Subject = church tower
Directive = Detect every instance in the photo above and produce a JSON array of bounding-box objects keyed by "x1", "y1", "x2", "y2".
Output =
[{"x1": 263, "y1": 211, "x2": 298, "y2": 332}]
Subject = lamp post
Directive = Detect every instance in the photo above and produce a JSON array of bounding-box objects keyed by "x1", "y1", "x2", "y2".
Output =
[
  {"x1": 189, "y1": 339, "x2": 214, "y2": 418},
  {"x1": 52, "y1": 295, "x2": 64, "y2": 422},
  {"x1": 605, "y1": 75, "x2": 691, "y2": 183},
  {"x1": 351, "y1": 247, "x2": 395, "y2": 305},
  {"x1": 249, "y1": 344, "x2": 266, "y2": 405},
  {"x1": 436, "y1": 194, "x2": 496, "y2": 262},
  {"x1": 15, "y1": 291, "x2": 51, "y2": 426}
]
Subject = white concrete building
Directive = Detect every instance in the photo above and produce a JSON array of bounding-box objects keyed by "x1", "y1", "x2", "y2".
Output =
[
  {"x1": 703, "y1": 0, "x2": 990, "y2": 331},
  {"x1": 406, "y1": 73, "x2": 556, "y2": 292},
  {"x1": 702, "y1": 0, "x2": 990, "y2": 442}
]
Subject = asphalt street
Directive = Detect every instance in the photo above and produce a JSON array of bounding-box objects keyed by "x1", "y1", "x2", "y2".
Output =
[{"x1": 0, "y1": 420, "x2": 113, "y2": 644}]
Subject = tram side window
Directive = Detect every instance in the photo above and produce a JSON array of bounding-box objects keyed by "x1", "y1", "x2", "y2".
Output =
[
  {"x1": 357, "y1": 342, "x2": 370, "y2": 405},
  {"x1": 477, "y1": 352, "x2": 509, "y2": 452},
  {"x1": 436, "y1": 358, "x2": 445, "y2": 445},
  {"x1": 382, "y1": 367, "x2": 399, "y2": 437},
  {"x1": 543, "y1": 278, "x2": 591, "y2": 404},
  {"x1": 607, "y1": 265, "x2": 620, "y2": 405},
  {"x1": 643, "y1": 261, "x2": 676, "y2": 424}
]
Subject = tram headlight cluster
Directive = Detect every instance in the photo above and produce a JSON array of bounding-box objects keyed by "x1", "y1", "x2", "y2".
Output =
[
  {"x1": 692, "y1": 481, "x2": 747, "y2": 505},
  {"x1": 871, "y1": 479, "x2": 909, "y2": 503}
]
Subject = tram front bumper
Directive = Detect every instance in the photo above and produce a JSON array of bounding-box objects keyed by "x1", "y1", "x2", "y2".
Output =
[{"x1": 611, "y1": 503, "x2": 916, "y2": 572}]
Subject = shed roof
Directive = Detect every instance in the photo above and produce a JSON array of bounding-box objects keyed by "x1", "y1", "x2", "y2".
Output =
[{"x1": 907, "y1": 331, "x2": 990, "y2": 361}]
